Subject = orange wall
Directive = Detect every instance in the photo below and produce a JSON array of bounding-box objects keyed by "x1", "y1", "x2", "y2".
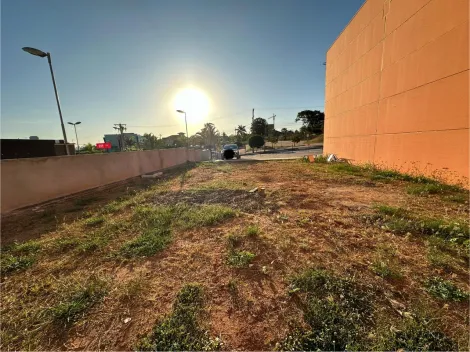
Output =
[{"x1": 324, "y1": 0, "x2": 469, "y2": 184}]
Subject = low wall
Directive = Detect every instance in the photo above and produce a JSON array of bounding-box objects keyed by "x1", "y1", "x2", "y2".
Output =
[{"x1": 1, "y1": 148, "x2": 204, "y2": 213}]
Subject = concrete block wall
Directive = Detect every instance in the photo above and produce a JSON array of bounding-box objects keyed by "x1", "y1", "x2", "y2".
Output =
[
  {"x1": 1, "y1": 148, "x2": 203, "y2": 213},
  {"x1": 324, "y1": 0, "x2": 469, "y2": 183}
]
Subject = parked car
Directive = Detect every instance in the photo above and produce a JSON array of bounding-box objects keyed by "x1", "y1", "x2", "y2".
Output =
[{"x1": 221, "y1": 144, "x2": 240, "y2": 160}]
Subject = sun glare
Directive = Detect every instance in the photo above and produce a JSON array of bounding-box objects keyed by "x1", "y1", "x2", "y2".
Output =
[{"x1": 173, "y1": 88, "x2": 210, "y2": 123}]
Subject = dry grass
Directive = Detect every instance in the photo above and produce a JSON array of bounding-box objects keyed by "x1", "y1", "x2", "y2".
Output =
[{"x1": 1, "y1": 160, "x2": 468, "y2": 350}]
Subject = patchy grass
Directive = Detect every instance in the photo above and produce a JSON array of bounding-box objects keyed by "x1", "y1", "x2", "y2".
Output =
[
  {"x1": 425, "y1": 277, "x2": 469, "y2": 302},
  {"x1": 1, "y1": 159, "x2": 468, "y2": 350},
  {"x1": 226, "y1": 250, "x2": 255, "y2": 268},
  {"x1": 136, "y1": 284, "x2": 221, "y2": 351},
  {"x1": 49, "y1": 275, "x2": 108, "y2": 326},
  {"x1": 118, "y1": 204, "x2": 234, "y2": 258},
  {"x1": 368, "y1": 204, "x2": 469, "y2": 243},
  {"x1": 118, "y1": 206, "x2": 173, "y2": 258}
]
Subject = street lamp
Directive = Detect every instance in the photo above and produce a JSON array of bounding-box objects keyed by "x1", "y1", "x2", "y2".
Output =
[
  {"x1": 68, "y1": 121, "x2": 81, "y2": 153},
  {"x1": 176, "y1": 109, "x2": 189, "y2": 161},
  {"x1": 22, "y1": 47, "x2": 70, "y2": 155}
]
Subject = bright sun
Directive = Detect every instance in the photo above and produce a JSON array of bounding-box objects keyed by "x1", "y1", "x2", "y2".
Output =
[{"x1": 173, "y1": 88, "x2": 210, "y2": 123}]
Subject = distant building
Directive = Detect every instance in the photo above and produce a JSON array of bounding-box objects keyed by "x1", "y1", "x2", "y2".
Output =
[
  {"x1": 161, "y1": 134, "x2": 180, "y2": 147},
  {"x1": 103, "y1": 133, "x2": 143, "y2": 152},
  {"x1": 1, "y1": 139, "x2": 75, "y2": 159}
]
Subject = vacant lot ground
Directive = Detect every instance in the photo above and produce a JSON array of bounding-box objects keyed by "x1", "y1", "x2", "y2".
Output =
[{"x1": 1, "y1": 160, "x2": 469, "y2": 350}]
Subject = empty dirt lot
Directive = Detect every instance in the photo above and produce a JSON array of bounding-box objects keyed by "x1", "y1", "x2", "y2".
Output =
[{"x1": 1, "y1": 160, "x2": 469, "y2": 350}]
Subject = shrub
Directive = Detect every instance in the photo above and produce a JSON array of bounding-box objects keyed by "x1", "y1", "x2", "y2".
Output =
[{"x1": 248, "y1": 135, "x2": 265, "y2": 150}]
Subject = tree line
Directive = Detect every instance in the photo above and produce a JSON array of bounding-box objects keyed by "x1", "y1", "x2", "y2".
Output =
[{"x1": 80, "y1": 109, "x2": 324, "y2": 153}]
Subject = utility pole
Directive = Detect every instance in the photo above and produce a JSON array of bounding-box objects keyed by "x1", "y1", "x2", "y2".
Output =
[
  {"x1": 113, "y1": 123, "x2": 127, "y2": 151},
  {"x1": 268, "y1": 114, "x2": 276, "y2": 130},
  {"x1": 252, "y1": 109, "x2": 254, "y2": 123}
]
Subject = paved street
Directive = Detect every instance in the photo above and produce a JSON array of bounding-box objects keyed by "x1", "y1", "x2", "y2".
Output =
[{"x1": 214, "y1": 145, "x2": 323, "y2": 161}]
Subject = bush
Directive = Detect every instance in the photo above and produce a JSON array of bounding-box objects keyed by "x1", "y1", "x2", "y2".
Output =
[{"x1": 248, "y1": 135, "x2": 265, "y2": 149}]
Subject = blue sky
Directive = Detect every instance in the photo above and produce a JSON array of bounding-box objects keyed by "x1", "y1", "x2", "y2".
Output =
[{"x1": 1, "y1": 0, "x2": 364, "y2": 145}]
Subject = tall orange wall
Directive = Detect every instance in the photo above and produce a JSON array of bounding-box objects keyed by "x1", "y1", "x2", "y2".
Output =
[{"x1": 324, "y1": 0, "x2": 469, "y2": 183}]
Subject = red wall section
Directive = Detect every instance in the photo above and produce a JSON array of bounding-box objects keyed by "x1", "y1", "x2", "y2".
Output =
[{"x1": 324, "y1": 0, "x2": 469, "y2": 184}]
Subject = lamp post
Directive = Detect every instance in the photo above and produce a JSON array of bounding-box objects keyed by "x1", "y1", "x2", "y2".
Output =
[
  {"x1": 67, "y1": 121, "x2": 81, "y2": 153},
  {"x1": 22, "y1": 47, "x2": 70, "y2": 155},
  {"x1": 176, "y1": 109, "x2": 189, "y2": 161}
]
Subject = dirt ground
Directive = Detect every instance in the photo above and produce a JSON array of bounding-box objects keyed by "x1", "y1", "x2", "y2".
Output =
[{"x1": 1, "y1": 160, "x2": 469, "y2": 350}]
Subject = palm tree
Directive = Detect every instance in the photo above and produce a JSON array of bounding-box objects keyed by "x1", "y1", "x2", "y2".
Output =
[
  {"x1": 236, "y1": 125, "x2": 247, "y2": 137},
  {"x1": 197, "y1": 123, "x2": 219, "y2": 156}
]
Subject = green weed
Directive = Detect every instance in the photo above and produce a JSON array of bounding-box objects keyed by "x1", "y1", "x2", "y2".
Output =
[
  {"x1": 244, "y1": 225, "x2": 260, "y2": 237},
  {"x1": 425, "y1": 277, "x2": 468, "y2": 302},
  {"x1": 172, "y1": 204, "x2": 235, "y2": 229},
  {"x1": 136, "y1": 284, "x2": 221, "y2": 351},
  {"x1": 280, "y1": 269, "x2": 374, "y2": 351},
  {"x1": 4, "y1": 240, "x2": 41, "y2": 255},
  {"x1": 119, "y1": 275, "x2": 145, "y2": 300},
  {"x1": 83, "y1": 216, "x2": 105, "y2": 227},
  {"x1": 328, "y1": 163, "x2": 364, "y2": 175},
  {"x1": 313, "y1": 155, "x2": 328, "y2": 163},
  {"x1": 370, "y1": 244, "x2": 402, "y2": 279},
  {"x1": 377, "y1": 316, "x2": 456, "y2": 351},
  {"x1": 49, "y1": 275, "x2": 108, "y2": 326},
  {"x1": 119, "y1": 229, "x2": 171, "y2": 258},
  {"x1": 76, "y1": 235, "x2": 109, "y2": 253},
  {"x1": 50, "y1": 237, "x2": 82, "y2": 252},
  {"x1": 1, "y1": 254, "x2": 35, "y2": 274},
  {"x1": 227, "y1": 233, "x2": 242, "y2": 249},
  {"x1": 101, "y1": 201, "x2": 124, "y2": 214},
  {"x1": 226, "y1": 250, "x2": 255, "y2": 268}
]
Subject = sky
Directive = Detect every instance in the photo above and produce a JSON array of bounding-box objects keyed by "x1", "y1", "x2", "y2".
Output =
[{"x1": 1, "y1": 0, "x2": 364, "y2": 145}]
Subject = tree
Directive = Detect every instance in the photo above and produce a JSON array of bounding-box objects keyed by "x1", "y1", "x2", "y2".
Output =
[
  {"x1": 280, "y1": 128, "x2": 289, "y2": 140},
  {"x1": 142, "y1": 133, "x2": 160, "y2": 150},
  {"x1": 236, "y1": 125, "x2": 247, "y2": 138},
  {"x1": 249, "y1": 135, "x2": 265, "y2": 152},
  {"x1": 124, "y1": 136, "x2": 136, "y2": 150},
  {"x1": 292, "y1": 134, "x2": 301, "y2": 146},
  {"x1": 197, "y1": 123, "x2": 219, "y2": 155},
  {"x1": 81, "y1": 143, "x2": 95, "y2": 153},
  {"x1": 251, "y1": 117, "x2": 268, "y2": 136},
  {"x1": 268, "y1": 135, "x2": 278, "y2": 148},
  {"x1": 295, "y1": 110, "x2": 325, "y2": 134}
]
